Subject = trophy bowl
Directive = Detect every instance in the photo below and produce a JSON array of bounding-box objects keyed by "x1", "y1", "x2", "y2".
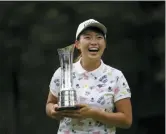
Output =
[{"x1": 56, "y1": 44, "x2": 80, "y2": 111}]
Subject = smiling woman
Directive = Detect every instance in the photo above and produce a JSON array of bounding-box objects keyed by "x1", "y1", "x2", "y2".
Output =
[
  {"x1": 46, "y1": 19, "x2": 132, "y2": 134},
  {"x1": 75, "y1": 26, "x2": 106, "y2": 72}
]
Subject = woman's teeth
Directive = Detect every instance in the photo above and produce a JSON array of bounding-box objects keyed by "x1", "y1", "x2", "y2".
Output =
[{"x1": 88, "y1": 48, "x2": 99, "y2": 52}]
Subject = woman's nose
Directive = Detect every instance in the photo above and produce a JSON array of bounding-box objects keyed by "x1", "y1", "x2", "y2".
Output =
[{"x1": 90, "y1": 38, "x2": 98, "y2": 45}]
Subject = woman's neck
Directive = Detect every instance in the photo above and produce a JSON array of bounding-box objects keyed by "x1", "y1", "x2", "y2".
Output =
[{"x1": 80, "y1": 58, "x2": 101, "y2": 72}]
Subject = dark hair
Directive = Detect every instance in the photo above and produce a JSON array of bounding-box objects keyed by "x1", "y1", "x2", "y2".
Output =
[{"x1": 74, "y1": 26, "x2": 106, "y2": 62}]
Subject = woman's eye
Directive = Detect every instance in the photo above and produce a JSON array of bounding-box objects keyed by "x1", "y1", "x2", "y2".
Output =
[
  {"x1": 85, "y1": 36, "x2": 90, "y2": 39},
  {"x1": 97, "y1": 36, "x2": 103, "y2": 39}
]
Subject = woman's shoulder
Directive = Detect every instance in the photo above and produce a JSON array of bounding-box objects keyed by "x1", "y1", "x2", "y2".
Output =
[
  {"x1": 104, "y1": 63, "x2": 123, "y2": 77},
  {"x1": 52, "y1": 67, "x2": 61, "y2": 78}
]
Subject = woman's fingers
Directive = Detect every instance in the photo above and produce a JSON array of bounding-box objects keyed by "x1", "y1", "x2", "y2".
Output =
[
  {"x1": 76, "y1": 104, "x2": 87, "y2": 108},
  {"x1": 53, "y1": 104, "x2": 59, "y2": 111}
]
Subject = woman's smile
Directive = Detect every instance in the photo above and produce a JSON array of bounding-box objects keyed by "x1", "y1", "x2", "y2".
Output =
[{"x1": 88, "y1": 47, "x2": 99, "y2": 55}]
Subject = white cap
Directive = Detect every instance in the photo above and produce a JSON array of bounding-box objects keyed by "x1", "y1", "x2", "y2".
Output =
[{"x1": 76, "y1": 19, "x2": 107, "y2": 39}]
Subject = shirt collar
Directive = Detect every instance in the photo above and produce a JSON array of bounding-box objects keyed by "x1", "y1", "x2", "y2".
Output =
[{"x1": 74, "y1": 58, "x2": 105, "y2": 77}]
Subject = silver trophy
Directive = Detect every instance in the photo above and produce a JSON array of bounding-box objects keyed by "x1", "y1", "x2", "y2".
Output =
[{"x1": 56, "y1": 44, "x2": 79, "y2": 111}]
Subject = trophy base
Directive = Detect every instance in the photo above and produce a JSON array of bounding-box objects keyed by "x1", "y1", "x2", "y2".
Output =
[{"x1": 56, "y1": 106, "x2": 81, "y2": 111}]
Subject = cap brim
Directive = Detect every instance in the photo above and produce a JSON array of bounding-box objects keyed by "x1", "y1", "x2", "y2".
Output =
[{"x1": 83, "y1": 22, "x2": 107, "y2": 35}]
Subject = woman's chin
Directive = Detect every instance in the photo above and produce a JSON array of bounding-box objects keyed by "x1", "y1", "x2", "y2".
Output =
[{"x1": 87, "y1": 54, "x2": 100, "y2": 60}]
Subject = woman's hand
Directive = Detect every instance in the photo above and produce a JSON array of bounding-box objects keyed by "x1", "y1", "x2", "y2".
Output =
[
  {"x1": 60, "y1": 104, "x2": 95, "y2": 119},
  {"x1": 49, "y1": 104, "x2": 64, "y2": 120}
]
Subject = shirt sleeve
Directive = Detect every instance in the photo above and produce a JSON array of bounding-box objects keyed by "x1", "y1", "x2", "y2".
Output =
[
  {"x1": 49, "y1": 67, "x2": 61, "y2": 97},
  {"x1": 114, "y1": 71, "x2": 131, "y2": 102}
]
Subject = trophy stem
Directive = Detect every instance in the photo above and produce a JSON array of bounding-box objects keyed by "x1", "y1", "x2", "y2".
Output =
[{"x1": 60, "y1": 52, "x2": 73, "y2": 89}]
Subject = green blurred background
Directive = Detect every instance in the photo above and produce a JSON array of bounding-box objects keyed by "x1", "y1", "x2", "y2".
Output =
[{"x1": 0, "y1": 1, "x2": 165, "y2": 134}]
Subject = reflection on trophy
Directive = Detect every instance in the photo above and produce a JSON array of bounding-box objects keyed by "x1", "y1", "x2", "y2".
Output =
[{"x1": 56, "y1": 44, "x2": 79, "y2": 111}]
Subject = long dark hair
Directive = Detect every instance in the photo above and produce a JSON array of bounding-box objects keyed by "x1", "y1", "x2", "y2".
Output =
[{"x1": 74, "y1": 26, "x2": 106, "y2": 63}]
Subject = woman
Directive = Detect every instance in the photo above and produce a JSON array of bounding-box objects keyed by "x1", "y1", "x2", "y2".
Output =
[{"x1": 46, "y1": 19, "x2": 132, "y2": 134}]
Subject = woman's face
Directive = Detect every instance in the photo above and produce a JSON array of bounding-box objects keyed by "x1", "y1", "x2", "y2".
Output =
[{"x1": 75, "y1": 29, "x2": 106, "y2": 60}]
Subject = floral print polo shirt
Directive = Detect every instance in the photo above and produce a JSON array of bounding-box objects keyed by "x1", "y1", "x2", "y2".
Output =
[{"x1": 49, "y1": 59, "x2": 131, "y2": 134}]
